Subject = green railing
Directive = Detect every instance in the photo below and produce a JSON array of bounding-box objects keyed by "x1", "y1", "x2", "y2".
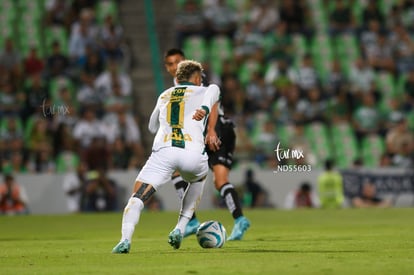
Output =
[{"x1": 144, "y1": 0, "x2": 164, "y2": 95}]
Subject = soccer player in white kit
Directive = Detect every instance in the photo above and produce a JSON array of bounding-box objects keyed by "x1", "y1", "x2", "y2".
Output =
[{"x1": 112, "y1": 60, "x2": 220, "y2": 253}]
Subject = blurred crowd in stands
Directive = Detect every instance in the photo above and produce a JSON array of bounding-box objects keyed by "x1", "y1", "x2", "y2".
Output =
[
  {"x1": 175, "y1": 0, "x2": 414, "y2": 169},
  {"x1": 0, "y1": 0, "x2": 145, "y2": 175},
  {"x1": 1, "y1": 0, "x2": 414, "y2": 177}
]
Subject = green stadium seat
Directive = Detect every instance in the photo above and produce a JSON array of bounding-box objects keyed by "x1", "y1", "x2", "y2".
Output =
[
  {"x1": 96, "y1": 0, "x2": 118, "y2": 23},
  {"x1": 0, "y1": 5, "x2": 17, "y2": 23},
  {"x1": 44, "y1": 26, "x2": 68, "y2": 55},
  {"x1": 176, "y1": 0, "x2": 202, "y2": 9},
  {"x1": 0, "y1": 117, "x2": 24, "y2": 134},
  {"x1": 334, "y1": 34, "x2": 360, "y2": 78},
  {"x1": 351, "y1": 0, "x2": 365, "y2": 25},
  {"x1": 311, "y1": 34, "x2": 333, "y2": 55},
  {"x1": 311, "y1": 34, "x2": 334, "y2": 81},
  {"x1": 23, "y1": 117, "x2": 46, "y2": 144},
  {"x1": 209, "y1": 35, "x2": 233, "y2": 75},
  {"x1": 225, "y1": 0, "x2": 249, "y2": 10},
  {"x1": 18, "y1": 0, "x2": 44, "y2": 21},
  {"x1": 292, "y1": 34, "x2": 308, "y2": 56},
  {"x1": 183, "y1": 35, "x2": 208, "y2": 62},
  {"x1": 396, "y1": 73, "x2": 408, "y2": 99},
  {"x1": 406, "y1": 110, "x2": 414, "y2": 132},
  {"x1": 375, "y1": 72, "x2": 396, "y2": 99},
  {"x1": 307, "y1": 0, "x2": 323, "y2": 8},
  {"x1": 237, "y1": 59, "x2": 261, "y2": 87},
  {"x1": 248, "y1": 112, "x2": 270, "y2": 142},
  {"x1": 379, "y1": 0, "x2": 399, "y2": 16},
  {"x1": 315, "y1": 16, "x2": 329, "y2": 32},
  {"x1": 335, "y1": 34, "x2": 360, "y2": 58},
  {"x1": 361, "y1": 134, "x2": 385, "y2": 167},
  {"x1": 0, "y1": 0, "x2": 14, "y2": 11},
  {"x1": 276, "y1": 124, "x2": 295, "y2": 147},
  {"x1": 0, "y1": 20, "x2": 15, "y2": 47},
  {"x1": 49, "y1": 76, "x2": 76, "y2": 105},
  {"x1": 56, "y1": 152, "x2": 80, "y2": 173},
  {"x1": 18, "y1": 25, "x2": 44, "y2": 57},
  {"x1": 305, "y1": 122, "x2": 332, "y2": 167},
  {"x1": 330, "y1": 122, "x2": 358, "y2": 168}
]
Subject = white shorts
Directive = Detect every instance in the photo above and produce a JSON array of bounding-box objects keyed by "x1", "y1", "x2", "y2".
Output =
[{"x1": 135, "y1": 147, "x2": 209, "y2": 190}]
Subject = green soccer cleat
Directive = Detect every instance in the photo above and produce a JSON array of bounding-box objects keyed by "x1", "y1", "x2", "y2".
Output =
[
  {"x1": 184, "y1": 218, "x2": 200, "y2": 237},
  {"x1": 112, "y1": 239, "x2": 130, "y2": 254},
  {"x1": 227, "y1": 216, "x2": 250, "y2": 241},
  {"x1": 168, "y1": 229, "x2": 183, "y2": 249}
]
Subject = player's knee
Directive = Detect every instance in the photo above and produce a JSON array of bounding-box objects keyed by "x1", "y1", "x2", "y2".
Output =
[
  {"x1": 214, "y1": 179, "x2": 227, "y2": 190},
  {"x1": 213, "y1": 170, "x2": 229, "y2": 189},
  {"x1": 133, "y1": 183, "x2": 156, "y2": 203}
]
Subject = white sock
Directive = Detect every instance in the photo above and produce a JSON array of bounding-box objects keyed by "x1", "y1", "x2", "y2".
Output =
[
  {"x1": 121, "y1": 197, "x2": 144, "y2": 242},
  {"x1": 175, "y1": 178, "x2": 205, "y2": 233}
]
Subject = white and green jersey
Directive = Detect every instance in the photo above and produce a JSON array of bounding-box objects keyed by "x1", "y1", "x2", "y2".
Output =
[{"x1": 148, "y1": 83, "x2": 220, "y2": 153}]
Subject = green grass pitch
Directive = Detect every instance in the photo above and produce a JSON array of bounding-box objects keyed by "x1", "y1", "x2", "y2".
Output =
[{"x1": 1, "y1": 208, "x2": 413, "y2": 274}]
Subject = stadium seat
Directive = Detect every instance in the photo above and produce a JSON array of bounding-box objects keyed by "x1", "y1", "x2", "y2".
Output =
[
  {"x1": 96, "y1": 0, "x2": 118, "y2": 23},
  {"x1": 379, "y1": 0, "x2": 399, "y2": 16},
  {"x1": 0, "y1": 3, "x2": 17, "y2": 22},
  {"x1": 209, "y1": 35, "x2": 233, "y2": 75},
  {"x1": 49, "y1": 76, "x2": 76, "y2": 105},
  {"x1": 276, "y1": 124, "x2": 295, "y2": 147},
  {"x1": 18, "y1": 25, "x2": 44, "y2": 57},
  {"x1": 17, "y1": 0, "x2": 44, "y2": 22},
  {"x1": 396, "y1": 73, "x2": 408, "y2": 99},
  {"x1": 335, "y1": 34, "x2": 361, "y2": 78},
  {"x1": 248, "y1": 112, "x2": 270, "y2": 142},
  {"x1": 305, "y1": 122, "x2": 332, "y2": 167},
  {"x1": 292, "y1": 34, "x2": 308, "y2": 57},
  {"x1": 225, "y1": 0, "x2": 249, "y2": 10},
  {"x1": 375, "y1": 72, "x2": 396, "y2": 100},
  {"x1": 56, "y1": 152, "x2": 80, "y2": 173},
  {"x1": 361, "y1": 134, "x2": 385, "y2": 167},
  {"x1": 237, "y1": 59, "x2": 262, "y2": 87},
  {"x1": 44, "y1": 26, "x2": 69, "y2": 55},
  {"x1": 0, "y1": 20, "x2": 15, "y2": 48},
  {"x1": 0, "y1": 0, "x2": 17, "y2": 46},
  {"x1": 330, "y1": 122, "x2": 358, "y2": 168},
  {"x1": 0, "y1": 0, "x2": 14, "y2": 11},
  {"x1": 176, "y1": 0, "x2": 202, "y2": 9},
  {"x1": 0, "y1": 117, "x2": 24, "y2": 134},
  {"x1": 406, "y1": 110, "x2": 414, "y2": 132},
  {"x1": 182, "y1": 35, "x2": 208, "y2": 63},
  {"x1": 311, "y1": 34, "x2": 334, "y2": 84}
]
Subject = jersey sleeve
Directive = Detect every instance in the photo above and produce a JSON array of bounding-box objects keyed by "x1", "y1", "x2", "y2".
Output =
[
  {"x1": 148, "y1": 96, "x2": 161, "y2": 134},
  {"x1": 200, "y1": 84, "x2": 220, "y2": 115}
]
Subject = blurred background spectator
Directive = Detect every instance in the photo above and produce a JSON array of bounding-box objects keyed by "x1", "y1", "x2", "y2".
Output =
[
  {"x1": 0, "y1": 173, "x2": 29, "y2": 215},
  {"x1": 317, "y1": 159, "x2": 344, "y2": 209},
  {"x1": 62, "y1": 161, "x2": 88, "y2": 213},
  {"x1": 284, "y1": 181, "x2": 320, "y2": 209},
  {"x1": 243, "y1": 168, "x2": 272, "y2": 208},
  {"x1": 352, "y1": 181, "x2": 392, "y2": 208},
  {"x1": 81, "y1": 168, "x2": 118, "y2": 212}
]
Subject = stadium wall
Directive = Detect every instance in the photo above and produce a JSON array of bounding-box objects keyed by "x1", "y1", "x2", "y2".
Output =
[{"x1": 15, "y1": 167, "x2": 414, "y2": 214}]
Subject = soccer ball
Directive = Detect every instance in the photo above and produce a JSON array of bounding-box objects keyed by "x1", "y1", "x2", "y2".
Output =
[{"x1": 196, "y1": 220, "x2": 226, "y2": 248}]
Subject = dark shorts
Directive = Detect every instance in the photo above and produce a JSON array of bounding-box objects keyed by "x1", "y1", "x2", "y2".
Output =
[{"x1": 207, "y1": 116, "x2": 235, "y2": 169}]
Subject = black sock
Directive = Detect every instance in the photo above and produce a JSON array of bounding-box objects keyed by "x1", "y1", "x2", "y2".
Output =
[
  {"x1": 173, "y1": 176, "x2": 197, "y2": 220},
  {"x1": 220, "y1": 183, "x2": 243, "y2": 219}
]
